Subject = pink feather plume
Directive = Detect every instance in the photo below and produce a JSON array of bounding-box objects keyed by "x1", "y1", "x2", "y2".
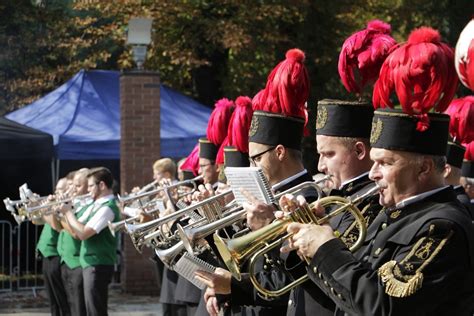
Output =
[
  {"x1": 338, "y1": 19, "x2": 398, "y2": 94},
  {"x1": 180, "y1": 144, "x2": 200, "y2": 176},
  {"x1": 206, "y1": 98, "x2": 235, "y2": 146}
]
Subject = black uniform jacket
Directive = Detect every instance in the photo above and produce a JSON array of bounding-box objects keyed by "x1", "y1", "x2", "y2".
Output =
[
  {"x1": 286, "y1": 173, "x2": 382, "y2": 316},
  {"x1": 307, "y1": 186, "x2": 474, "y2": 316},
  {"x1": 454, "y1": 185, "x2": 474, "y2": 220}
]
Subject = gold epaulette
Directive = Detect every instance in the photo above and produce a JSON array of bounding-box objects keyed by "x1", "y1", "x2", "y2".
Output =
[{"x1": 378, "y1": 226, "x2": 453, "y2": 298}]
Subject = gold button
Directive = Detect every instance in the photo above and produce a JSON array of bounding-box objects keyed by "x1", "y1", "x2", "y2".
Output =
[
  {"x1": 263, "y1": 265, "x2": 268, "y2": 270},
  {"x1": 381, "y1": 223, "x2": 387, "y2": 229},
  {"x1": 288, "y1": 299, "x2": 293, "y2": 305},
  {"x1": 337, "y1": 293, "x2": 343, "y2": 299},
  {"x1": 374, "y1": 248, "x2": 382, "y2": 256},
  {"x1": 324, "y1": 280, "x2": 328, "y2": 286},
  {"x1": 330, "y1": 287, "x2": 335, "y2": 294},
  {"x1": 318, "y1": 273, "x2": 323, "y2": 279},
  {"x1": 313, "y1": 267, "x2": 318, "y2": 274}
]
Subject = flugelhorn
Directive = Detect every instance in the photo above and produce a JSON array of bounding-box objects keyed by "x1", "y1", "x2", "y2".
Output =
[
  {"x1": 118, "y1": 176, "x2": 202, "y2": 205},
  {"x1": 214, "y1": 184, "x2": 379, "y2": 298},
  {"x1": 125, "y1": 189, "x2": 233, "y2": 252},
  {"x1": 178, "y1": 178, "x2": 329, "y2": 256},
  {"x1": 154, "y1": 241, "x2": 186, "y2": 268}
]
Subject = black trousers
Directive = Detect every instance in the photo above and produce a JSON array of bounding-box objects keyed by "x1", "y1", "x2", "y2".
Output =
[
  {"x1": 83, "y1": 265, "x2": 114, "y2": 316},
  {"x1": 61, "y1": 264, "x2": 86, "y2": 316},
  {"x1": 42, "y1": 256, "x2": 70, "y2": 316}
]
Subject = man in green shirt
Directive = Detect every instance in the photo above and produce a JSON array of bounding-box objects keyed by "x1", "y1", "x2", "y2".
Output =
[
  {"x1": 57, "y1": 168, "x2": 91, "y2": 316},
  {"x1": 35, "y1": 177, "x2": 70, "y2": 316},
  {"x1": 60, "y1": 167, "x2": 120, "y2": 316}
]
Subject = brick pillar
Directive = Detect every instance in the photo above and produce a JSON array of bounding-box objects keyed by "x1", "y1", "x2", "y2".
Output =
[{"x1": 120, "y1": 71, "x2": 161, "y2": 295}]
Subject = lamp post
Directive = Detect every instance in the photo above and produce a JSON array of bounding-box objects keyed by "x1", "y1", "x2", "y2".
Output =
[{"x1": 127, "y1": 18, "x2": 153, "y2": 70}]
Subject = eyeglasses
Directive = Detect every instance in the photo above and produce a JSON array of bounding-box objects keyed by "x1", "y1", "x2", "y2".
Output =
[
  {"x1": 249, "y1": 146, "x2": 276, "y2": 166},
  {"x1": 199, "y1": 163, "x2": 213, "y2": 168}
]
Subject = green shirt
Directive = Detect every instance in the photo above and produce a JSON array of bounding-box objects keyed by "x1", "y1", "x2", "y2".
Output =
[
  {"x1": 57, "y1": 203, "x2": 91, "y2": 269},
  {"x1": 37, "y1": 223, "x2": 59, "y2": 258},
  {"x1": 80, "y1": 198, "x2": 120, "y2": 268}
]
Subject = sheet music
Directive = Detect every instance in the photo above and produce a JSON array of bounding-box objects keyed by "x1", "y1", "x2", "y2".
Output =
[
  {"x1": 224, "y1": 167, "x2": 275, "y2": 205},
  {"x1": 174, "y1": 253, "x2": 216, "y2": 289}
]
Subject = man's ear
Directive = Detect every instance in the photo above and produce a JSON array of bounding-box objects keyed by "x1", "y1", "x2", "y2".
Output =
[
  {"x1": 354, "y1": 141, "x2": 367, "y2": 160},
  {"x1": 442, "y1": 164, "x2": 451, "y2": 179},
  {"x1": 418, "y1": 157, "x2": 435, "y2": 179},
  {"x1": 275, "y1": 144, "x2": 286, "y2": 161}
]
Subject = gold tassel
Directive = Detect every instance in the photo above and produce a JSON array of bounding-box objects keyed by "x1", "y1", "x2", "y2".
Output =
[{"x1": 378, "y1": 260, "x2": 423, "y2": 298}]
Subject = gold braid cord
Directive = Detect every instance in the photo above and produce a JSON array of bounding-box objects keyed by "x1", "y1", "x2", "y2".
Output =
[{"x1": 378, "y1": 227, "x2": 453, "y2": 298}]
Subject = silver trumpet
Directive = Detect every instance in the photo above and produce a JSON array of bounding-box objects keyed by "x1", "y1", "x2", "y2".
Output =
[
  {"x1": 176, "y1": 180, "x2": 327, "y2": 256},
  {"x1": 3, "y1": 197, "x2": 28, "y2": 225},
  {"x1": 24, "y1": 193, "x2": 90, "y2": 220},
  {"x1": 118, "y1": 176, "x2": 203, "y2": 205},
  {"x1": 125, "y1": 189, "x2": 234, "y2": 252},
  {"x1": 108, "y1": 200, "x2": 166, "y2": 237}
]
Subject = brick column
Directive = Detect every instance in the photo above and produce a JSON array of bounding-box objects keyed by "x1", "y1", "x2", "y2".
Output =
[{"x1": 120, "y1": 71, "x2": 161, "y2": 295}]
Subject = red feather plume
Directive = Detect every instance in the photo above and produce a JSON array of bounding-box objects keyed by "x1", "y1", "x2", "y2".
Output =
[
  {"x1": 373, "y1": 27, "x2": 459, "y2": 131},
  {"x1": 259, "y1": 48, "x2": 309, "y2": 120},
  {"x1": 215, "y1": 137, "x2": 229, "y2": 165},
  {"x1": 180, "y1": 144, "x2": 200, "y2": 176},
  {"x1": 251, "y1": 89, "x2": 266, "y2": 111},
  {"x1": 228, "y1": 96, "x2": 254, "y2": 153},
  {"x1": 338, "y1": 19, "x2": 398, "y2": 94},
  {"x1": 445, "y1": 96, "x2": 474, "y2": 144},
  {"x1": 206, "y1": 98, "x2": 235, "y2": 146},
  {"x1": 464, "y1": 141, "x2": 474, "y2": 161},
  {"x1": 215, "y1": 96, "x2": 254, "y2": 164}
]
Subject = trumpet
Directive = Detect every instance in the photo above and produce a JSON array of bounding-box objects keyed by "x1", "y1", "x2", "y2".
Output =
[
  {"x1": 118, "y1": 176, "x2": 202, "y2": 205},
  {"x1": 3, "y1": 197, "x2": 28, "y2": 225},
  {"x1": 125, "y1": 189, "x2": 234, "y2": 252},
  {"x1": 214, "y1": 184, "x2": 379, "y2": 298},
  {"x1": 177, "y1": 178, "x2": 329, "y2": 256},
  {"x1": 24, "y1": 193, "x2": 91, "y2": 219},
  {"x1": 108, "y1": 200, "x2": 166, "y2": 237}
]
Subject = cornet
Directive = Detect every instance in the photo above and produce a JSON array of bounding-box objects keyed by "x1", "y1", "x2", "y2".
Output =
[{"x1": 214, "y1": 183, "x2": 379, "y2": 298}]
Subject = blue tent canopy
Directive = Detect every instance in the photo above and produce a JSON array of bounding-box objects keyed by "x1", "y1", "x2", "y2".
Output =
[{"x1": 6, "y1": 70, "x2": 211, "y2": 159}]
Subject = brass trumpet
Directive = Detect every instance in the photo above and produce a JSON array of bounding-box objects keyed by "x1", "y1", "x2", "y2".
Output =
[
  {"x1": 214, "y1": 184, "x2": 379, "y2": 298},
  {"x1": 118, "y1": 176, "x2": 202, "y2": 205}
]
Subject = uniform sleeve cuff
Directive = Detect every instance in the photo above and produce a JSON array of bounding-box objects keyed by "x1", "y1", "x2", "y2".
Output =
[{"x1": 311, "y1": 238, "x2": 355, "y2": 275}]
